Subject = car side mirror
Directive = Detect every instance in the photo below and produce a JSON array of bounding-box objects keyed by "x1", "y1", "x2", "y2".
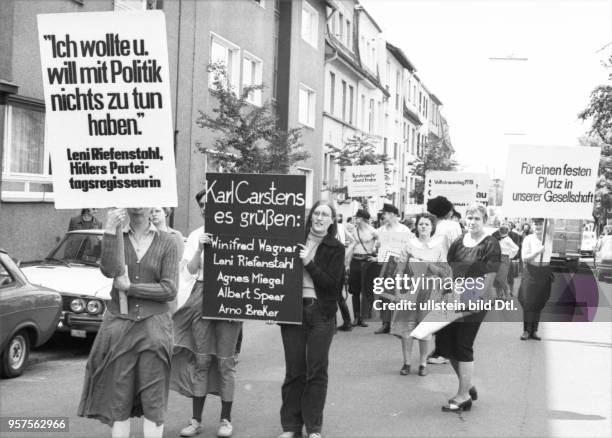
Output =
[{"x1": 12, "y1": 257, "x2": 21, "y2": 268}]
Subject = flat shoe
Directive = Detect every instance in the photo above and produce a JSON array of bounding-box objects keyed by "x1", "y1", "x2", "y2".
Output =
[
  {"x1": 400, "y1": 364, "x2": 410, "y2": 375},
  {"x1": 418, "y1": 365, "x2": 428, "y2": 376},
  {"x1": 520, "y1": 332, "x2": 529, "y2": 340}
]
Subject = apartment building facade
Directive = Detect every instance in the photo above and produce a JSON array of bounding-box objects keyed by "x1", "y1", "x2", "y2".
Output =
[
  {"x1": 0, "y1": 0, "x2": 330, "y2": 259},
  {"x1": 321, "y1": 0, "x2": 388, "y2": 209}
]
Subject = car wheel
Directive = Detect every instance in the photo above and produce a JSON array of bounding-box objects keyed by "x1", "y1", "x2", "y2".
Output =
[{"x1": 1, "y1": 330, "x2": 30, "y2": 378}]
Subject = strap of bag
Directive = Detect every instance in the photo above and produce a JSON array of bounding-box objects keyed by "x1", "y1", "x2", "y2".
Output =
[{"x1": 356, "y1": 227, "x2": 370, "y2": 254}]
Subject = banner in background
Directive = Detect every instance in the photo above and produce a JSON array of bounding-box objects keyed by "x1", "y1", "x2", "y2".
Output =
[
  {"x1": 345, "y1": 164, "x2": 385, "y2": 198},
  {"x1": 425, "y1": 171, "x2": 489, "y2": 214}
]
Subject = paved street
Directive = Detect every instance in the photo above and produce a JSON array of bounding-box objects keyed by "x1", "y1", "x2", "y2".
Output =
[{"x1": 1, "y1": 274, "x2": 610, "y2": 438}]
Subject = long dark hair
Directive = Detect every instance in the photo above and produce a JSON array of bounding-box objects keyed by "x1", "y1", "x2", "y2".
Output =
[
  {"x1": 304, "y1": 200, "x2": 338, "y2": 239},
  {"x1": 414, "y1": 212, "x2": 437, "y2": 238}
]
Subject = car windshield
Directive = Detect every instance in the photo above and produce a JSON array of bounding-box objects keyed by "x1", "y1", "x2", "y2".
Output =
[{"x1": 47, "y1": 234, "x2": 103, "y2": 266}]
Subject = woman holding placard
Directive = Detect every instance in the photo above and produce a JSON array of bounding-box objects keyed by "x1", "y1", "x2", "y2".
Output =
[
  {"x1": 391, "y1": 213, "x2": 450, "y2": 377},
  {"x1": 278, "y1": 200, "x2": 345, "y2": 438},
  {"x1": 437, "y1": 203, "x2": 501, "y2": 413},
  {"x1": 78, "y1": 208, "x2": 178, "y2": 438},
  {"x1": 172, "y1": 190, "x2": 242, "y2": 438}
]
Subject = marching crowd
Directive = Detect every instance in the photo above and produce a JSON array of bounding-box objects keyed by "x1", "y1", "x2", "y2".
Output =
[{"x1": 71, "y1": 193, "x2": 554, "y2": 438}]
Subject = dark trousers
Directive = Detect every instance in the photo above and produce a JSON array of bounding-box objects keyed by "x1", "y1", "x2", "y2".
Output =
[
  {"x1": 337, "y1": 290, "x2": 351, "y2": 325},
  {"x1": 348, "y1": 258, "x2": 378, "y2": 320},
  {"x1": 430, "y1": 335, "x2": 443, "y2": 358},
  {"x1": 523, "y1": 310, "x2": 542, "y2": 333},
  {"x1": 280, "y1": 302, "x2": 335, "y2": 435}
]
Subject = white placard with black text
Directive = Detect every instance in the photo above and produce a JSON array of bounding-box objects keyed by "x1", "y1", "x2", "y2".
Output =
[
  {"x1": 345, "y1": 164, "x2": 385, "y2": 198},
  {"x1": 502, "y1": 145, "x2": 600, "y2": 219},
  {"x1": 38, "y1": 11, "x2": 177, "y2": 208}
]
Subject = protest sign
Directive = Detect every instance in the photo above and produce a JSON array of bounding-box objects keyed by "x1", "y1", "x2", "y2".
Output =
[
  {"x1": 37, "y1": 11, "x2": 177, "y2": 208},
  {"x1": 203, "y1": 173, "x2": 306, "y2": 324},
  {"x1": 377, "y1": 230, "x2": 413, "y2": 263},
  {"x1": 345, "y1": 164, "x2": 385, "y2": 197},
  {"x1": 425, "y1": 171, "x2": 489, "y2": 213},
  {"x1": 502, "y1": 145, "x2": 600, "y2": 219}
]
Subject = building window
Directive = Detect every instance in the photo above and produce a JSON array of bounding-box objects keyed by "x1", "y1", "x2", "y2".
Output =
[
  {"x1": 242, "y1": 53, "x2": 263, "y2": 106},
  {"x1": 360, "y1": 94, "x2": 365, "y2": 129},
  {"x1": 1, "y1": 101, "x2": 54, "y2": 201},
  {"x1": 273, "y1": 13, "x2": 279, "y2": 99},
  {"x1": 301, "y1": 1, "x2": 318, "y2": 49},
  {"x1": 337, "y1": 12, "x2": 344, "y2": 41},
  {"x1": 348, "y1": 85, "x2": 354, "y2": 124},
  {"x1": 383, "y1": 138, "x2": 388, "y2": 155},
  {"x1": 345, "y1": 19, "x2": 351, "y2": 49},
  {"x1": 209, "y1": 33, "x2": 240, "y2": 92},
  {"x1": 323, "y1": 153, "x2": 330, "y2": 183},
  {"x1": 368, "y1": 98, "x2": 374, "y2": 133},
  {"x1": 395, "y1": 71, "x2": 400, "y2": 110},
  {"x1": 394, "y1": 142, "x2": 398, "y2": 159},
  {"x1": 341, "y1": 80, "x2": 347, "y2": 122},
  {"x1": 296, "y1": 167, "x2": 314, "y2": 206},
  {"x1": 329, "y1": 72, "x2": 335, "y2": 114},
  {"x1": 5, "y1": 105, "x2": 46, "y2": 176},
  {"x1": 298, "y1": 83, "x2": 316, "y2": 128}
]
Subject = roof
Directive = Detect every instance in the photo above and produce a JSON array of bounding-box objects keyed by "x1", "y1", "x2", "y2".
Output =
[
  {"x1": 430, "y1": 94, "x2": 443, "y2": 105},
  {"x1": 403, "y1": 103, "x2": 422, "y2": 125},
  {"x1": 355, "y1": 3, "x2": 383, "y2": 33},
  {"x1": 386, "y1": 43, "x2": 416, "y2": 72},
  {"x1": 326, "y1": 37, "x2": 390, "y2": 97}
]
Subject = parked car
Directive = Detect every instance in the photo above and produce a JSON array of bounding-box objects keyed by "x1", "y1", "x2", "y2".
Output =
[
  {"x1": 20, "y1": 230, "x2": 112, "y2": 338},
  {"x1": 594, "y1": 235, "x2": 612, "y2": 282},
  {"x1": 581, "y1": 231, "x2": 597, "y2": 257},
  {"x1": 0, "y1": 249, "x2": 62, "y2": 378}
]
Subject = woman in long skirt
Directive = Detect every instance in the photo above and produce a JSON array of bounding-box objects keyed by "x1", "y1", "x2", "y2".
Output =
[
  {"x1": 171, "y1": 190, "x2": 242, "y2": 438},
  {"x1": 78, "y1": 208, "x2": 178, "y2": 438}
]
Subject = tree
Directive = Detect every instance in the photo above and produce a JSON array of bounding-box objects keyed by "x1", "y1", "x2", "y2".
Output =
[
  {"x1": 579, "y1": 85, "x2": 612, "y2": 145},
  {"x1": 327, "y1": 134, "x2": 392, "y2": 205},
  {"x1": 408, "y1": 134, "x2": 458, "y2": 204},
  {"x1": 579, "y1": 135, "x2": 612, "y2": 232},
  {"x1": 195, "y1": 62, "x2": 309, "y2": 174},
  {"x1": 578, "y1": 52, "x2": 612, "y2": 230}
]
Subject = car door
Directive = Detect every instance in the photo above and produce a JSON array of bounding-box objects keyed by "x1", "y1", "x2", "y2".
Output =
[{"x1": 0, "y1": 257, "x2": 30, "y2": 349}]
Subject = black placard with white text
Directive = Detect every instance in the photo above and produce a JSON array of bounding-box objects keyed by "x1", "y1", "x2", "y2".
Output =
[{"x1": 203, "y1": 173, "x2": 306, "y2": 323}]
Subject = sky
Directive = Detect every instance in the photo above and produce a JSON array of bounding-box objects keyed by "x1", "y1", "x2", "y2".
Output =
[{"x1": 361, "y1": 0, "x2": 612, "y2": 180}]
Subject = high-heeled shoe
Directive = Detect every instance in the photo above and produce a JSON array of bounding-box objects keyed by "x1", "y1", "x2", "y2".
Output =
[
  {"x1": 469, "y1": 386, "x2": 478, "y2": 401},
  {"x1": 442, "y1": 398, "x2": 472, "y2": 412}
]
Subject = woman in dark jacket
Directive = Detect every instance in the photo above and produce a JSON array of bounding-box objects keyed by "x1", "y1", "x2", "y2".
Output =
[{"x1": 278, "y1": 200, "x2": 345, "y2": 438}]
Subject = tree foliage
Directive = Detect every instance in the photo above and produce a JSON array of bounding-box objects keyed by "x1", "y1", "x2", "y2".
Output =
[
  {"x1": 196, "y1": 62, "x2": 309, "y2": 174},
  {"x1": 579, "y1": 85, "x2": 612, "y2": 145},
  {"x1": 408, "y1": 135, "x2": 458, "y2": 204},
  {"x1": 579, "y1": 135, "x2": 612, "y2": 231},
  {"x1": 579, "y1": 53, "x2": 612, "y2": 229},
  {"x1": 327, "y1": 134, "x2": 392, "y2": 203}
]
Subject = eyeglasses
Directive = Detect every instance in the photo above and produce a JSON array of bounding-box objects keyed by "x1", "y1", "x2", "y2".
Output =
[{"x1": 312, "y1": 211, "x2": 332, "y2": 218}]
